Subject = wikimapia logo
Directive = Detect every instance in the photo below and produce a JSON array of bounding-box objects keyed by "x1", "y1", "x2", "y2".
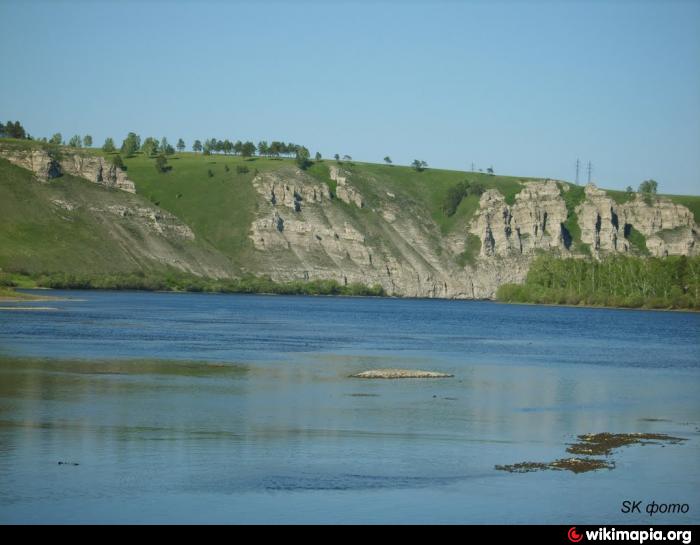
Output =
[{"x1": 567, "y1": 527, "x2": 692, "y2": 544}]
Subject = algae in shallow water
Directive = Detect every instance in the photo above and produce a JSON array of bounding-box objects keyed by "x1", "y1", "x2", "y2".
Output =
[{"x1": 496, "y1": 432, "x2": 686, "y2": 474}]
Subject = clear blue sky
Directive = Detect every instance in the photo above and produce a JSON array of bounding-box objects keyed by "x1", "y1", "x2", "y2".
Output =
[{"x1": 2, "y1": 0, "x2": 699, "y2": 194}]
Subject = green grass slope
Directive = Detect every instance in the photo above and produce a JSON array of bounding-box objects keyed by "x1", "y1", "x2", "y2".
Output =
[
  {"x1": 121, "y1": 153, "x2": 267, "y2": 268},
  {"x1": 0, "y1": 157, "x2": 230, "y2": 276}
]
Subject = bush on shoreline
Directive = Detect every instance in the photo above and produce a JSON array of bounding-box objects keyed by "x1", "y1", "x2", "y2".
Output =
[
  {"x1": 29, "y1": 271, "x2": 385, "y2": 297},
  {"x1": 497, "y1": 254, "x2": 700, "y2": 310}
]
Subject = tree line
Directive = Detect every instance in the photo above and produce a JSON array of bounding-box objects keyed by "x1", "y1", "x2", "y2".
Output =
[
  {"x1": 26, "y1": 271, "x2": 384, "y2": 297},
  {"x1": 0, "y1": 120, "x2": 28, "y2": 139},
  {"x1": 497, "y1": 254, "x2": 700, "y2": 310}
]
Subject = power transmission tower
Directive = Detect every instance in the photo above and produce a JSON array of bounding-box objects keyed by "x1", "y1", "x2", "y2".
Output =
[
  {"x1": 587, "y1": 161, "x2": 592, "y2": 184},
  {"x1": 471, "y1": 162, "x2": 475, "y2": 172},
  {"x1": 575, "y1": 158, "x2": 580, "y2": 185}
]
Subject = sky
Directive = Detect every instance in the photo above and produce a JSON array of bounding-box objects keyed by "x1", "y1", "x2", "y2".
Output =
[{"x1": 1, "y1": 0, "x2": 699, "y2": 195}]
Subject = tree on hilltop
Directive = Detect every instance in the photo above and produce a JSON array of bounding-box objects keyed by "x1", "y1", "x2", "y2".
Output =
[
  {"x1": 412, "y1": 159, "x2": 427, "y2": 172},
  {"x1": 141, "y1": 137, "x2": 159, "y2": 157},
  {"x1": 295, "y1": 146, "x2": 311, "y2": 170},
  {"x1": 177, "y1": 138, "x2": 185, "y2": 153},
  {"x1": 241, "y1": 141, "x2": 257, "y2": 157},
  {"x1": 160, "y1": 137, "x2": 175, "y2": 155},
  {"x1": 121, "y1": 132, "x2": 140, "y2": 157},
  {"x1": 193, "y1": 140, "x2": 202, "y2": 154},
  {"x1": 2, "y1": 121, "x2": 27, "y2": 139},
  {"x1": 50, "y1": 133, "x2": 62, "y2": 145},
  {"x1": 384, "y1": 156, "x2": 392, "y2": 166},
  {"x1": 638, "y1": 179, "x2": 658, "y2": 195},
  {"x1": 102, "y1": 137, "x2": 116, "y2": 153},
  {"x1": 83, "y1": 135, "x2": 92, "y2": 147}
]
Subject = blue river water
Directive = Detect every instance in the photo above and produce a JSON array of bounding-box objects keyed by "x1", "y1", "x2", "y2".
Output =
[{"x1": 0, "y1": 290, "x2": 698, "y2": 523}]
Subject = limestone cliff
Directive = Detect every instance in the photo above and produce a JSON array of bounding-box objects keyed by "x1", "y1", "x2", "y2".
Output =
[
  {"x1": 575, "y1": 184, "x2": 697, "y2": 257},
  {"x1": 471, "y1": 181, "x2": 569, "y2": 256},
  {"x1": 0, "y1": 146, "x2": 135, "y2": 193},
  {"x1": 249, "y1": 167, "x2": 471, "y2": 298},
  {"x1": 247, "y1": 170, "x2": 698, "y2": 298}
]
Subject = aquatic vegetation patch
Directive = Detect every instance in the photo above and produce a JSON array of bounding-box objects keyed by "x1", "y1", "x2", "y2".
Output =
[
  {"x1": 566, "y1": 432, "x2": 685, "y2": 456},
  {"x1": 495, "y1": 458, "x2": 614, "y2": 474},
  {"x1": 496, "y1": 432, "x2": 686, "y2": 474}
]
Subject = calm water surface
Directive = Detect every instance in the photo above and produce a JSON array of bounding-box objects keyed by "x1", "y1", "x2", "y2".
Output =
[{"x1": 0, "y1": 291, "x2": 698, "y2": 523}]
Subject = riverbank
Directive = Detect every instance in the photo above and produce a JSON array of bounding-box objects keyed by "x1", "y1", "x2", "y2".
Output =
[
  {"x1": 0, "y1": 287, "x2": 58, "y2": 303},
  {"x1": 496, "y1": 299, "x2": 700, "y2": 314}
]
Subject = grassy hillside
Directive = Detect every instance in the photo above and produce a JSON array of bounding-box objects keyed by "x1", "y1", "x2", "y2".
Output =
[
  {"x1": 119, "y1": 152, "x2": 288, "y2": 270},
  {"x1": 0, "y1": 157, "x2": 230, "y2": 276}
]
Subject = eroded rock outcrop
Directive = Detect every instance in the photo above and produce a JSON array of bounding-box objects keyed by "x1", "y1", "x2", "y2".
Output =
[
  {"x1": 471, "y1": 181, "x2": 697, "y2": 260},
  {"x1": 249, "y1": 168, "x2": 468, "y2": 297},
  {"x1": 0, "y1": 148, "x2": 61, "y2": 180},
  {"x1": 98, "y1": 205, "x2": 195, "y2": 240},
  {"x1": 329, "y1": 165, "x2": 364, "y2": 208},
  {"x1": 573, "y1": 184, "x2": 697, "y2": 257},
  {"x1": 60, "y1": 154, "x2": 136, "y2": 193},
  {"x1": 471, "y1": 181, "x2": 569, "y2": 257},
  {"x1": 0, "y1": 146, "x2": 135, "y2": 193},
  {"x1": 576, "y1": 184, "x2": 629, "y2": 253}
]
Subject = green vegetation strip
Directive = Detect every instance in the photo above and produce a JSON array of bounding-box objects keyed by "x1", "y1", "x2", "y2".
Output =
[
  {"x1": 497, "y1": 254, "x2": 700, "y2": 310},
  {"x1": 496, "y1": 432, "x2": 685, "y2": 474},
  {"x1": 14, "y1": 271, "x2": 384, "y2": 297}
]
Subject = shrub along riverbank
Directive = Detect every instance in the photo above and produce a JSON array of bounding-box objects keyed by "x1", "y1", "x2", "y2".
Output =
[
  {"x1": 497, "y1": 254, "x2": 700, "y2": 310},
  {"x1": 0, "y1": 271, "x2": 385, "y2": 297}
]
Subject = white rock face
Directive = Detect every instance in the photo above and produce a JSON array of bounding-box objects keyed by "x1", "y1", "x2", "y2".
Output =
[
  {"x1": 472, "y1": 181, "x2": 697, "y2": 260},
  {"x1": 0, "y1": 148, "x2": 61, "y2": 180},
  {"x1": 60, "y1": 154, "x2": 136, "y2": 193},
  {"x1": 621, "y1": 196, "x2": 694, "y2": 236},
  {"x1": 0, "y1": 147, "x2": 136, "y2": 193},
  {"x1": 574, "y1": 184, "x2": 697, "y2": 257},
  {"x1": 471, "y1": 181, "x2": 569, "y2": 257},
  {"x1": 100, "y1": 205, "x2": 195, "y2": 240},
  {"x1": 577, "y1": 184, "x2": 629, "y2": 253},
  {"x1": 249, "y1": 168, "x2": 473, "y2": 297},
  {"x1": 329, "y1": 165, "x2": 364, "y2": 208}
]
